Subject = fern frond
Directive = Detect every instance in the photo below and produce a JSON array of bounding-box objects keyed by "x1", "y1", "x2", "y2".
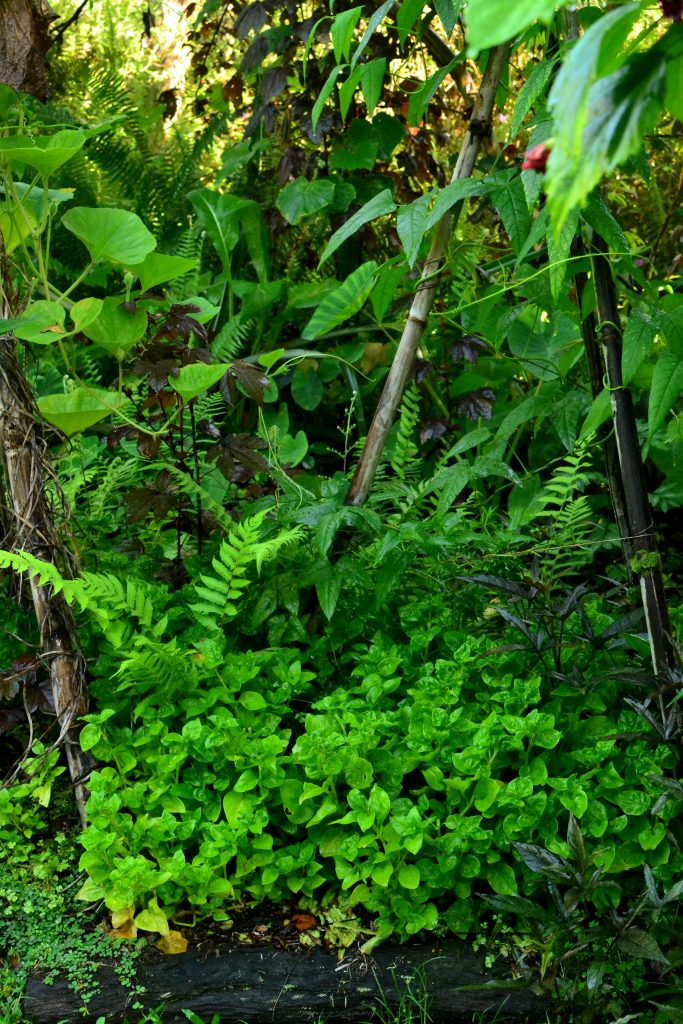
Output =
[
  {"x1": 212, "y1": 314, "x2": 254, "y2": 362},
  {"x1": 390, "y1": 382, "x2": 420, "y2": 481}
]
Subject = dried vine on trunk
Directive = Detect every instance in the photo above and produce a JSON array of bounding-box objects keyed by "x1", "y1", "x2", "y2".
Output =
[{"x1": 0, "y1": 239, "x2": 91, "y2": 826}]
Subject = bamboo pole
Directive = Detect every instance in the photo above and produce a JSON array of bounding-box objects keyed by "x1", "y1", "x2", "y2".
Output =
[
  {"x1": 0, "y1": 238, "x2": 91, "y2": 826},
  {"x1": 346, "y1": 43, "x2": 510, "y2": 506}
]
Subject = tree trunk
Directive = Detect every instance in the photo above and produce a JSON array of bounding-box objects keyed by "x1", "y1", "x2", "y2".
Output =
[
  {"x1": 0, "y1": 240, "x2": 91, "y2": 825},
  {"x1": 0, "y1": 0, "x2": 57, "y2": 101},
  {"x1": 346, "y1": 43, "x2": 510, "y2": 506},
  {"x1": 25, "y1": 939, "x2": 549, "y2": 1024}
]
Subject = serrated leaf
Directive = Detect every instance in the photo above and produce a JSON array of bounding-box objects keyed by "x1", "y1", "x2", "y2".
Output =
[
  {"x1": 622, "y1": 309, "x2": 656, "y2": 385},
  {"x1": 648, "y1": 349, "x2": 683, "y2": 437},
  {"x1": 547, "y1": 206, "x2": 579, "y2": 300},
  {"x1": 397, "y1": 193, "x2": 431, "y2": 267},
  {"x1": 509, "y1": 58, "x2": 557, "y2": 139},
  {"x1": 320, "y1": 189, "x2": 395, "y2": 265},
  {"x1": 582, "y1": 195, "x2": 629, "y2": 257},
  {"x1": 465, "y1": 0, "x2": 562, "y2": 52},
  {"x1": 491, "y1": 176, "x2": 531, "y2": 254}
]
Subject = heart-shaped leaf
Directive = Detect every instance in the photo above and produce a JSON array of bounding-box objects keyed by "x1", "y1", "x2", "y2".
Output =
[{"x1": 62, "y1": 207, "x2": 156, "y2": 265}]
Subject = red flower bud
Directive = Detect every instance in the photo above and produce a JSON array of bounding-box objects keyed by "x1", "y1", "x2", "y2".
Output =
[
  {"x1": 522, "y1": 143, "x2": 552, "y2": 172},
  {"x1": 660, "y1": 0, "x2": 683, "y2": 20}
]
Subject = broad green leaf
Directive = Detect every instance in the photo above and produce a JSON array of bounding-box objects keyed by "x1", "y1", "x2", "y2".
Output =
[
  {"x1": 135, "y1": 898, "x2": 170, "y2": 936},
  {"x1": 62, "y1": 207, "x2": 156, "y2": 265},
  {"x1": 127, "y1": 252, "x2": 198, "y2": 292},
  {"x1": 70, "y1": 297, "x2": 104, "y2": 334},
  {"x1": 303, "y1": 261, "x2": 378, "y2": 339},
  {"x1": 397, "y1": 193, "x2": 431, "y2": 267},
  {"x1": 370, "y1": 259, "x2": 407, "y2": 322},
  {"x1": 11, "y1": 300, "x2": 66, "y2": 345},
  {"x1": 319, "y1": 189, "x2": 395, "y2": 265},
  {"x1": 617, "y1": 928, "x2": 668, "y2": 964},
  {"x1": 465, "y1": 0, "x2": 565, "y2": 52},
  {"x1": 509, "y1": 58, "x2": 557, "y2": 139},
  {"x1": 665, "y1": 53, "x2": 683, "y2": 120},
  {"x1": 434, "y1": 0, "x2": 465, "y2": 37},
  {"x1": 648, "y1": 349, "x2": 683, "y2": 438},
  {"x1": 190, "y1": 189, "x2": 268, "y2": 283},
  {"x1": 38, "y1": 388, "x2": 126, "y2": 436},
  {"x1": 316, "y1": 565, "x2": 343, "y2": 619},
  {"x1": 291, "y1": 364, "x2": 324, "y2": 410},
  {"x1": 312, "y1": 65, "x2": 345, "y2": 133},
  {"x1": 622, "y1": 310, "x2": 656, "y2": 385},
  {"x1": 515, "y1": 207, "x2": 550, "y2": 266},
  {"x1": 331, "y1": 6, "x2": 362, "y2": 63},
  {"x1": 486, "y1": 861, "x2": 518, "y2": 896},
  {"x1": 240, "y1": 691, "x2": 267, "y2": 710},
  {"x1": 169, "y1": 362, "x2": 229, "y2": 403},
  {"x1": 351, "y1": 0, "x2": 393, "y2": 68},
  {"x1": 491, "y1": 176, "x2": 531, "y2": 255},
  {"x1": 359, "y1": 58, "x2": 386, "y2": 117},
  {"x1": 0, "y1": 130, "x2": 87, "y2": 176},
  {"x1": 0, "y1": 203, "x2": 37, "y2": 254},
  {"x1": 653, "y1": 304, "x2": 683, "y2": 356},
  {"x1": 277, "y1": 178, "x2": 335, "y2": 224},
  {"x1": 82, "y1": 297, "x2": 148, "y2": 359}
]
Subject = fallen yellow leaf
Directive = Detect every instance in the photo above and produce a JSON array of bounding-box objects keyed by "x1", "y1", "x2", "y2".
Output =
[
  {"x1": 111, "y1": 906, "x2": 136, "y2": 929},
  {"x1": 155, "y1": 930, "x2": 188, "y2": 955}
]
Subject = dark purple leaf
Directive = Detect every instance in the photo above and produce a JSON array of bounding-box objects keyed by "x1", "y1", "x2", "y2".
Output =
[
  {"x1": 450, "y1": 334, "x2": 490, "y2": 363},
  {"x1": 220, "y1": 361, "x2": 270, "y2": 406},
  {"x1": 235, "y1": 1, "x2": 268, "y2": 38},
  {"x1": 125, "y1": 470, "x2": 178, "y2": 524},
  {"x1": 415, "y1": 359, "x2": 435, "y2": 382},
  {"x1": 206, "y1": 433, "x2": 268, "y2": 481},
  {"x1": 419, "y1": 418, "x2": 449, "y2": 445},
  {"x1": 456, "y1": 388, "x2": 495, "y2": 421}
]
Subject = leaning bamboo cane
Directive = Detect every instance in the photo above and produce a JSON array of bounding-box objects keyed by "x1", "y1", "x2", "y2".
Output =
[
  {"x1": 0, "y1": 240, "x2": 91, "y2": 827},
  {"x1": 346, "y1": 42, "x2": 510, "y2": 506}
]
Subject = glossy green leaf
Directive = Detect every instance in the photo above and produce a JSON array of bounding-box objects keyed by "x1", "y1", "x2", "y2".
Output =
[
  {"x1": 304, "y1": 261, "x2": 377, "y2": 339},
  {"x1": 331, "y1": 6, "x2": 362, "y2": 63},
  {"x1": 312, "y1": 65, "x2": 345, "y2": 133},
  {"x1": 190, "y1": 189, "x2": 268, "y2": 283},
  {"x1": 359, "y1": 58, "x2": 386, "y2": 116},
  {"x1": 434, "y1": 0, "x2": 465, "y2": 37},
  {"x1": 38, "y1": 388, "x2": 127, "y2": 436},
  {"x1": 398, "y1": 864, "x2": 420, "y2": 889},
  {"x1": 277, "y1": 178, "x2": 335, "y2": 224},
  {"x1": 351, "y1": 0, "x2": 393, "y2": 68},
  {"x1": 0, "y1": 130, "x2": 87, "y2": 176},
  {"x1": 408, "y1": 61, "x2": 456, "y2": 126},
  {"x1": 319, "y1": 189, "x2": 395, "y2": 265},
  {"x1": 648, "y1": 349, "x2": 683, "y2": 437},
  {"x1": 62, "y1": 207, "x2": 156, "y2": 265},
  {"x1": 291, "y1": 364, "x2": 324, "y2": 410},
  {"x1": 486, "y1": 861, "x2": 518, "y2": 896}
]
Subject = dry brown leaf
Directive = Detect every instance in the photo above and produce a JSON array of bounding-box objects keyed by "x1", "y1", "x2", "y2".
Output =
[
  {"x1": 292, "y1": 912, "x2": 317, "y2": 931},
  {"x1": 155, "y1": 930, "x2": 189, "y2": 955},
  {"x1": 110, "y1": 922, "x2": 138, "y2": 940}
]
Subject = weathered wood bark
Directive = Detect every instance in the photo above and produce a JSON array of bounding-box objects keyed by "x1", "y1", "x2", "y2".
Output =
[
  {"x1": 0, "y1": 241, "x2": 91, "y2": 825},
  {"x1": 346, "y1": 43, "x2": 510, "y2": 506},
  {"x1": 0, "y1": 0, "x2": 57, "y2": 100},
  {"x1": 590, "y1": 235, "x2": 680, "y2": 685},
  {"x1": 25, "y1": 940, "x2": 549, "y2": 1024}
]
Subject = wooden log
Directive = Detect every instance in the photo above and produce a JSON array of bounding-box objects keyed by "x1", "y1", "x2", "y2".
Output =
[{"x1": 25, "y1": 940, "x2": 549, "y2": 1024}]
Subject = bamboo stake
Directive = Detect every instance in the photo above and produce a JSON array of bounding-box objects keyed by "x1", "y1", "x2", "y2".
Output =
[
  {"x1": 590, "y1": 234, "x2": 679, "y2": 683},
  {"x1": 0, "y1": 239, "x2": 91, "y2": 826},
  {"x1": 346, "y1": 42, "x2": 510, "y2": 506}
]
